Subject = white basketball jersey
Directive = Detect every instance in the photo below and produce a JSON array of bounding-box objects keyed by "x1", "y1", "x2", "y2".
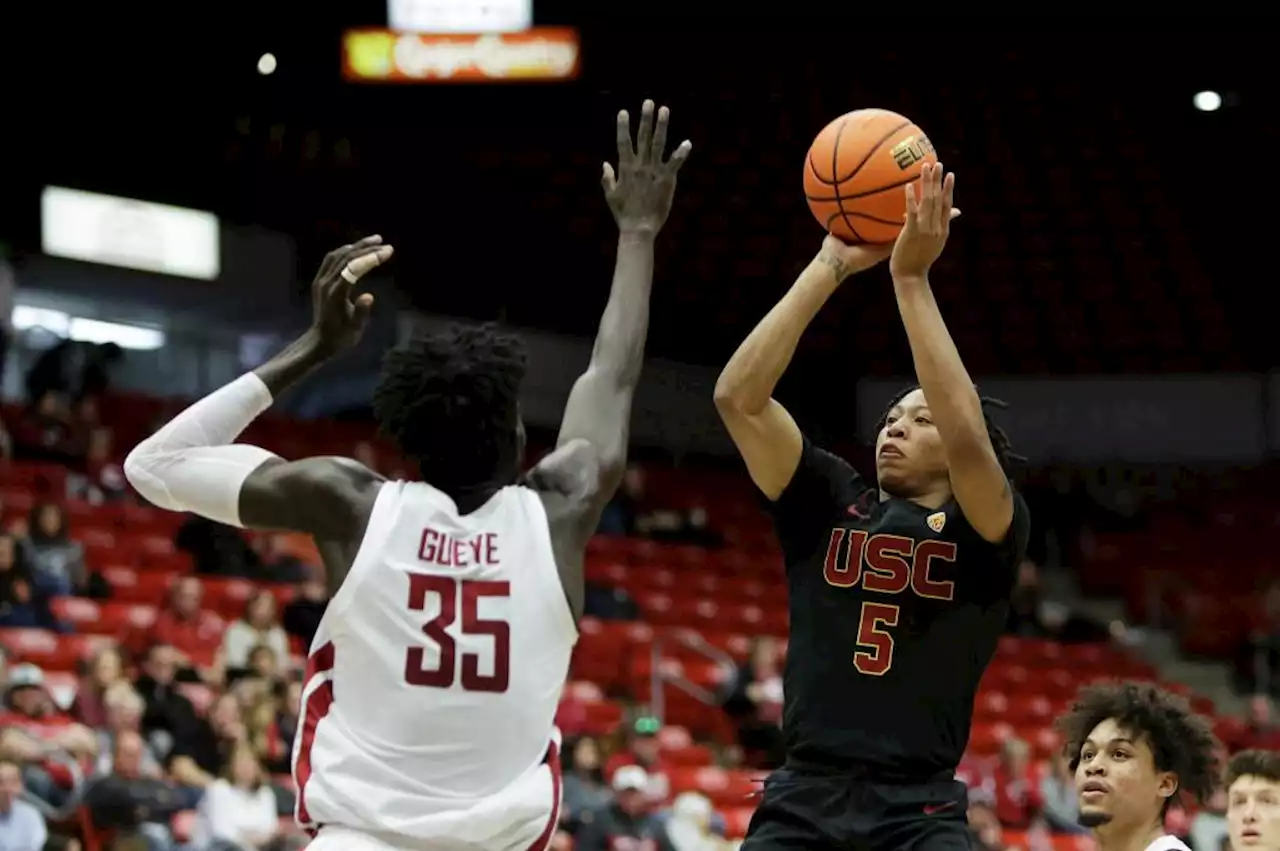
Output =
[
  {"x1": 1144, "y1": 836, "x2": 1191, "y2": 851},
  {"x1": 292, "y1": 481, "x2": 577, "y2": 850}
]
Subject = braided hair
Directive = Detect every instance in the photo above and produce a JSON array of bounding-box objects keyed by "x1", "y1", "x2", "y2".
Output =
[
  {"x1": 372, "y1": 322, "x2": 527, "y2": 491},
  {"x1": 877, "y1": 384, "x2": 1024, "y2": 475}
]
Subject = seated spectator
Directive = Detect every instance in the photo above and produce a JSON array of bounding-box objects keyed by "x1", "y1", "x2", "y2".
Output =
[
  {"x1": 244, "y1": 692, "x2": 288, "y2": 775},
  {"x1": 135, "y1": 644, "x2": 201, "y2": 751},
  {"x1": 11, "y1": 391, "x2": 73, "y2": 464},
  {"x1": 132, "y1": 577, "x2": 223, "y2": 678},
  {"x1": 275, "y1": 680, "x2": 301, "y2": 758},
  {"x1": 175, "y1": 515, "x2": 262, "y2": 579},
  {"x1": 84, "y1": 730, "x2": 184, "y2": 851},
  {"x1": 94, "y1": 683, "x2": 163, "y2": 779},
  {"x1": 223, "y1": 593, "x2": 289, "y2": 672},
  {"x1": 991, "y1": 736, "x2": 1042, "y2": 829},
  {"x1": 19, "y1": 502, "x2": 86, "y2": 598},
  {"x1": 67, "y1": 426, "x2": 127, "y2": 505},
  {"x1": 71, "y1": 644, "x2": 126, "y2": 728},
  {"x1": 195, "y1": 742, "x2": 298, "y2": 851},
  {"x1": 167, "y1": 694, "x2": 245, "y2": 790},
  {"x1": 720, "y1": 637, "x2": 784, "y2": 768},
  {"x1": 667, "y1": 791, "x2": 728, "y2": 851},
  {"x1": 280, "y1": 567, "x2": 327, "y2": 648},
  {"x1": 605, "y1": 717, "x2": 671, "y2": 803},
  {"x1": 253, "y1": 534, "x2": 311, "y2": 584},
  {"x1": 0, "y1": 758, "x2": 47, "y2": 851},
  {"x1": 1038, "y1": 751, "x2": 1085, "y2": 834},
  {"x1": 576, "y1": 765, "x2": 676, "y2": 851},
  {"x1": 561, "y1": 736, "x2": 610, "y2": 831},
  {"x1": 1221, "y1": 695, "x2": 1280, "y2": 753},
  {"x1": 0, "y1": 532, "x2": 60, "y2": 630}
]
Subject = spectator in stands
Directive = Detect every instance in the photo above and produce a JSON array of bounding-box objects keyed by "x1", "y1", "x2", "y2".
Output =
[
  {"x1": 966, "y1": 796, "x2": 1010, "y2": 851},
  {"x1": 720, "y1": 637, "x2": 784, "y2": 768},
  {"x1": 666, "y1": 791, "x2": 726, "y2": 851},
  {"x1": 992, "y1": 736, "x2": 1043, "y2": 829},
  {"x1": 222, "y1": 593, "x2": 289, "y2": 672},
  {"x1": 136, "y1": 578, "x2": 222, "y2": 677},
  {"x1": 274, "y1": 680, "x2": 301, "y2": 759},
  {"x1": 20, "y1": 502, "x2": 87, "y2": 597},
  {"x1": 280, "y1": 566, "x2": 327, "y2": 648},
  {"x1": 561, "y1": 736, "x2": 610, "y2": 832},
  {"x1": 0, "y1": 531, "x2": 57, "y2": 629},
  {"x1": 597, "y1": 466, "x2": 652, "y2": 537},
  {"x1": 84, "y1": 730, "x2": 183, "y2": 851},
  {"x1": 175, "y1": 516, "x2": 263, "y2": 579},
  {"x1": 243, "y1": 693, "x2": 288, "y2": 774},
  {"x1": 1223, "y1": 696, "x2": 1280, "y2": 754},
  {"x1": 1039, "y1": 751, "x2": 1086, "y2": 834},
  {"x1": 77, "y1": 343, "x2": 122, "y2": 401},
  {"x1": 0, "y1": 758, "x2": 47, "y2": 851},
  {"x1": 167, "y1": 694, "x2": 244, "y2": 790},
  {"x1": 1191, "y1": 784, "x2": 1229, "y2": 851},
  {"x1": 253, "y1": 535, "x2": 310, "y2": 584},
  {"x1": 605, "y1": 717, "x2": 671, "y2": 802},
  {"x1": 194, "y1": 742, "x2": 296, "y2": 851},
  {"x1": 576, "y1": 765, "x2": 676, "y2": 851},
  {"x1": 68, "y1": 426, "x2": 127, "y2": 505},
  {"x1": 135, "y1": 644, "x2": 200, "y2": 754},
  {"x1": 71, "y1": 644, "x2": 125, "y2": 728},
  {"x1": 94, "y1": 683, "x2": 163, "y2": 778},
  {"x1": 0, "y1": 415, "x2": 11, "y2": 461},
  {"x1": 11, "y1": 390, "x2": 73, "y2": 463},
  {"x1": 1006, "y1": 560, "x2": 1052, "y2": 638}
]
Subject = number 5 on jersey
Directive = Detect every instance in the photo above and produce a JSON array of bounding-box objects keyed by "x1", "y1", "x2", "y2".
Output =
[
  {"x1": 405, "y1": 574, "x2": 511, "y2": 693},
  {"x1": 854, "y1": 601, "x2": 900, "y2": 676}
]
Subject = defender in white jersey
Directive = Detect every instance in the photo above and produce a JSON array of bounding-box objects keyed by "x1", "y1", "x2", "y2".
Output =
[
  {"x1": 1055, "y1": 682, "x2": 1220, "y2": 851},
  {"x1": 124, "y1": 99, "x2": 692, "y2": 851}
]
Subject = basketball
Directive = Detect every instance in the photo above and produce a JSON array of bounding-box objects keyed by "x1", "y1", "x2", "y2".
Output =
[{"x1": 804, "y1": 109, "x2": 937, "y2": 245}]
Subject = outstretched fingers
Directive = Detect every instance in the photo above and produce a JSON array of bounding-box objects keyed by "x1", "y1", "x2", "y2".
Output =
[
  {"x1": 635, "y1": 99, "x2": 655, "y2": 164},
  {"x1": 615, "y1": 109, "x2": 634, "y2": 165}
]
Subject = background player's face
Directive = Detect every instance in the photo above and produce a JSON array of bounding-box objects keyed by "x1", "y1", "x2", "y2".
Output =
[
  {"x1": 875, "y1": 389, "x2": 948, "y2": 496},
  {"x1": 1074, "y1": 718, "x2": 1177, "y2": 829},
  {"x1": 1228, "y1": 775, "x2": 1280, "y2": 849}
]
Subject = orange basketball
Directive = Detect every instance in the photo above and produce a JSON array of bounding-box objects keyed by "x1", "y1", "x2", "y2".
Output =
[{"x1": 803, "y1": 109, "x2": 937, "y2": 245}]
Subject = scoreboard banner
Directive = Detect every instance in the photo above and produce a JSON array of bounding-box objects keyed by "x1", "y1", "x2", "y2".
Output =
[{"x1": 342, "y1": 28, "x2": 580, "y2": 83}]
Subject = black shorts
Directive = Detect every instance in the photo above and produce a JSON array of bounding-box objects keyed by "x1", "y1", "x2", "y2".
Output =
[{"x1": 740, "y1": 768, "x2": 972, "y2": 851}]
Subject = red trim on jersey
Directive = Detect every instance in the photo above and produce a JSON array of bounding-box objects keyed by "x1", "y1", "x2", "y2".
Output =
[
  {"x1": 294, "y1": 641, "x2": 336, "y2": 831},
  {"x1": 526, "y1": 739, "x2": 563, "y2": 851}
]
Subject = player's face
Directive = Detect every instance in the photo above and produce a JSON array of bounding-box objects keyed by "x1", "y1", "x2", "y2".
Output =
[
  {"x1": 1074, "y1": 718, "x2": 1177, "y2": 829},
  {"x1": 1229, "y1": 775, "x2": 1280, "y2": 849},
  {"x1": 875, "y1": 389, "x2": 948, "y2": 496}
]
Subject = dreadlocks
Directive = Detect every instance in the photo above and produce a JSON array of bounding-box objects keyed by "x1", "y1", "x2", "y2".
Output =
[
  {"x1": 372, "y1": 322, "x2": 527, "y2": 493},
  {"x1": 877, "y1": 384, "x2": 1024, "y2": 475}
]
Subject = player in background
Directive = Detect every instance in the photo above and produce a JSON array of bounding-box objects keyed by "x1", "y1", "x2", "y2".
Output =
[
  {"x1": 715, "y1": 164, "x2": 1029, "y2": 850},
  {"x1": 123, "y1": 99, "x2": 690, "y2": 851},
  {"x1": 1056, "y1": 681, "x2": 1219, "y2": 851},
  {"x1": 1226, "y1": 749, "x2": 1280, "y2": 849}
]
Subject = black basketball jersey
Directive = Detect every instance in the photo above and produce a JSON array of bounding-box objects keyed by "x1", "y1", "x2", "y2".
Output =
[{"x1": 766, "y1": 437, "x2": 1031, "y2": 780}]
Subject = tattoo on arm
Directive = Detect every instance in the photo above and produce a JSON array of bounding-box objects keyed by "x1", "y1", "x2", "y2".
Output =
[{"x1": 816, "y1": 249, "x2": 849, "y2": 280}]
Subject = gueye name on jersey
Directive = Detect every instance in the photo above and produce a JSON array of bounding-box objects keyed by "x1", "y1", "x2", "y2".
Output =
[
  {"x1": 822, "y1": 529, "x2": 958, "y2": 602},
  {"x1": 417, "y1": 528, "x2": 501, "y2": 568}
]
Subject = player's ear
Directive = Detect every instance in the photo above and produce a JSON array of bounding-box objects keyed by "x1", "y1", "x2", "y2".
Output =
[{"x1": 1156, "y1": 771, "x2": 1179, "y2": 801}]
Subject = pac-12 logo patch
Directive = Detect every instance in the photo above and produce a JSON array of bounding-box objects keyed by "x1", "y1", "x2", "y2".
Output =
[{"x1": 926, "y1": 511, "x2": 946, "y2": 533}]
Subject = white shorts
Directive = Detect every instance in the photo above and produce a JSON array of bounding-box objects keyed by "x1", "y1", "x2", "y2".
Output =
[{"x1": 304, "y1": 756, "x2": 561, "y2": 851}]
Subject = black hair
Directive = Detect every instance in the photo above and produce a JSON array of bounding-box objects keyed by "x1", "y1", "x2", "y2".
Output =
[
  {"x1": 1056, "y1": 681, "x2": 1220, "y2": 810},
  {"x1": 373, "y1": 322, "x2": 527, "y2": 492},
  {"x1": 877, "y1": 384, "x2": 1024, "y2": 475},
  {"x1": 1225, "y1": 749, "x2": 1280, "y2": 788}
]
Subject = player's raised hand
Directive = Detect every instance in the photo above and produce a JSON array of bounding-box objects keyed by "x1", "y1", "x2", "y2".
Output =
[
  {"x1": 602, "y1": 99, "x2": 692, "y2": 234},
  {"x1": 818, "y1": 234, "x2": 894, "y2": 280},
  {"x1": 890, "y1": 162, "x2": 961, "y2": 283},
  {"x1": 310, "y1": 235, "x2": 395, "y2": 354}
]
